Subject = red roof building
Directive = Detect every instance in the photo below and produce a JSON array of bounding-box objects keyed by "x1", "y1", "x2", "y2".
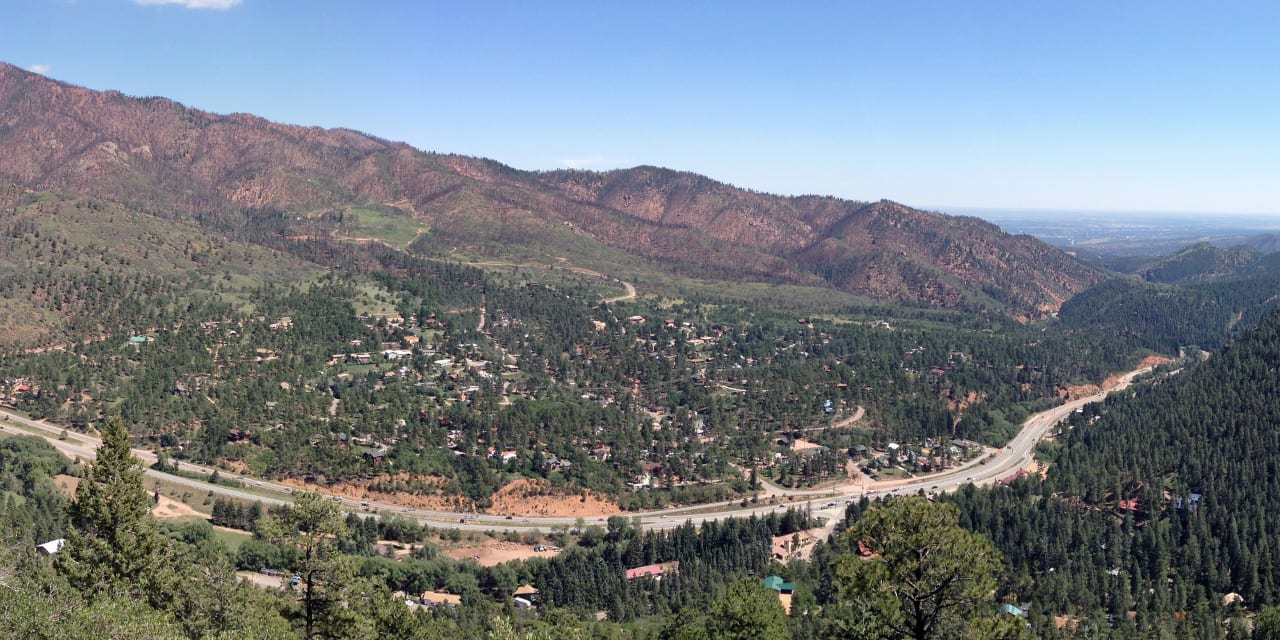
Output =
[{"x1": 625, "y1": 564, "x2": 665, "y2": 580}]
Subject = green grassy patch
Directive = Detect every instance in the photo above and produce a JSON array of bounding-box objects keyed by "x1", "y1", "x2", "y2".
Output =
[
  {"x1": 0, "y1": 192, "x2": 323, "y2": 349},
  {"x1": 349, "y1": 280, "x2": 403, "y2": 317},
  {"x1": 211, "y1": 526, "x2": 253, "y2": 553},
  {"x1": 338, "y1": 207, "x2": 427, "y2": 249}
]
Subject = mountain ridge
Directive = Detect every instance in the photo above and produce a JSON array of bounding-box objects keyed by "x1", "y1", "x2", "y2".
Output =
[{"x1": 0, "y1": 61, "x2": 1106, "y2": 315}]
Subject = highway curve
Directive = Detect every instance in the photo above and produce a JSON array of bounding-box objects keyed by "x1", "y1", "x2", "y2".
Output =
[{"x1": 0, "y1": 366, "x2": 1152, "y2": 533}]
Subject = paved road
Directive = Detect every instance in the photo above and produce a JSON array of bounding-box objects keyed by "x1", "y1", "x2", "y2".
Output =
[{"x1": 0, "y1": 366, "x2": 1152, "y2": 533}]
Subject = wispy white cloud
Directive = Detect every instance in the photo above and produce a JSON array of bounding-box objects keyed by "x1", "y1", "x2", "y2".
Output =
[
  {"x1": 26, "y1": 64, "x2": 52, "y2": 75},
  {"x1": 133, "y1": 0, "x2": 243, "y2": 9},
  {"x1": 559, "y1": 155, "x2": 608, "y2": 169}
]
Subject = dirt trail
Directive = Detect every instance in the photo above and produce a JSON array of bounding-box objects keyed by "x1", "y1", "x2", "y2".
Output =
[
  {"x1": 794, "y1": 406, "x2": 866, "y2": 433},
  {"x1": 467, "y1": 260, "x2": 636, "y2": 303}
]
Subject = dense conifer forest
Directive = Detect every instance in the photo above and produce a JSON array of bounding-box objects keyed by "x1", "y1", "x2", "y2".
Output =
[{"x1": 940, "y1": 310, "x2": 1280, "y2": 637}]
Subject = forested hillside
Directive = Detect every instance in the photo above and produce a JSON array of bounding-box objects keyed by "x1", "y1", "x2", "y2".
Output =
[
  {"x1": 1057, "y1": 276, "x2": 1280, "y2": 354},
  {"x1": 941, "y1": 309, "x2": 1280, "y2": 637},
  {"x1": 0, "y1": 61, "x2": 1105, "y2": 316}
]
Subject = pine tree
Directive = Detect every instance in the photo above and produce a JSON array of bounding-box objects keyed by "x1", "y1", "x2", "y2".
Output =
[
  {"x1": 56, "y1": 416, "x2": 167, "y2": 602},
  {"x1": 833, "y1": 498, "x2": 1028, "y2": 640},
  {"x1": 259, "y1": 490, "x2": 361, "y2": 640},
  {"x1": 707, "y1": 578, "x2": 791, "y2": 640}
]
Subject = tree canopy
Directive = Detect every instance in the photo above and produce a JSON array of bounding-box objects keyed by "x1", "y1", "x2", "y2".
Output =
[{"x1": 832, "y1": 498, "x2": 1023, "y2": 640}]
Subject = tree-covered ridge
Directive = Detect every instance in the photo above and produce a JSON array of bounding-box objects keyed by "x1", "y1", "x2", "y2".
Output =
[
  {"x1": 1057, "y1": 276, "x2": 1280, "y2": 354},
  {"x1": 1092, "y1": 240, "x2": 1280, "y2": 287},
  {"x1": 1134, "y1": 242, "x2": 1261, "y2": 284},
  {"x1": 0, "y1": 190, "x2": 320, "y2": 348},
  {"x1": 940, "y1": 309, "x2": 1280, "y2": 637}
]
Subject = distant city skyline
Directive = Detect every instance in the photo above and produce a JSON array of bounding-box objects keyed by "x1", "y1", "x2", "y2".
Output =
[{"x1": 5, "y1": 1, "x2": 1278, "y2": 216}]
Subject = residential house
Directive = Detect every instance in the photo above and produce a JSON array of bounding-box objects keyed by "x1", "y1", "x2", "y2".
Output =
[
  {"x1": 419, "y1": 591, "x2": 461, "y2": 609},
  {"x1": 763, "y1": 575, "x2": 795, "y2": 615},
  {"x1": 625, "y1": 563, "x2": 669, "y2": 580},
  {"x1": 1175, "y1": 493, "x2": 1203, "y2": 511},
  {"x1": 36, "y1": 539, "x2": 65, "y2": 556},
  {"x1": 513, "y1": 584, "x2": 539, "y2": 607}
]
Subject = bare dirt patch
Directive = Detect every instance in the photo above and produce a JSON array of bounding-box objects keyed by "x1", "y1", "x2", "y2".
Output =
[
  {"x1": 445, "y1": 540, "x2": 560, "y2": 567},
  {"x1": 488, "y1": 478, "x2": 622, "y2": 517},
  {"x1": 1062, "y1": 357, "x2": 1173, "y2": 400},
  {"x1": 278, "y1": 474, "x2": 472, "y2": 511},
  {"x1": 1060, "y1": 382, "x2": 1102, "y2": 400},
  {"x1": 789, "y1": 439, "x2": 822, "y2": 452},
  {"x1": 237, "y1": 571, "x2": 286, "y2": 590},
  {"x1": 220, "y1": 459, "x2": 251, "y2": 475},
  {"x1": 277, "y1": 475, "x2": 622, "y2": 517},
  {"x1": 1137, "y1": 354, "x2": 1176, "y2": 369},
  {"x1": 53, "y1": 473, "x2": 79, "y2": 496},
  {"x1": 152, "y1": 494, "x2": 210, "y2": 521},
  {"x1": 946, "y1": 390, "x2": 983, "y2": 413},
  {"x1": 1024, "y1": 459, "x2": 1048, "y2": 478}
]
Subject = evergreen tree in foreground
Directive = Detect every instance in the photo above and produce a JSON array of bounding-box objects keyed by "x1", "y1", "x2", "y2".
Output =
[
  {"x1": 259, "y1": 490, "x2": 361, "y2": 640},
  {"x1": 831, "y1": 498, "x2": 1029, "y2": 640},
  {"x1": 56, "y1": 416, "x2": 166, "y2": 602}
]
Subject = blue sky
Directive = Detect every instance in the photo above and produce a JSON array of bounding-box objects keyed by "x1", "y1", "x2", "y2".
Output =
[{"x1": 6, "y1": 1, "x2": 1279, "y2": 215}]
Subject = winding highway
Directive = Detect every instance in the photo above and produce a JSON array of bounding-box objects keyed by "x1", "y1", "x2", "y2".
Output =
[{"x1": 0, "y1": 366, "x2": 1152, "y2": 533}]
